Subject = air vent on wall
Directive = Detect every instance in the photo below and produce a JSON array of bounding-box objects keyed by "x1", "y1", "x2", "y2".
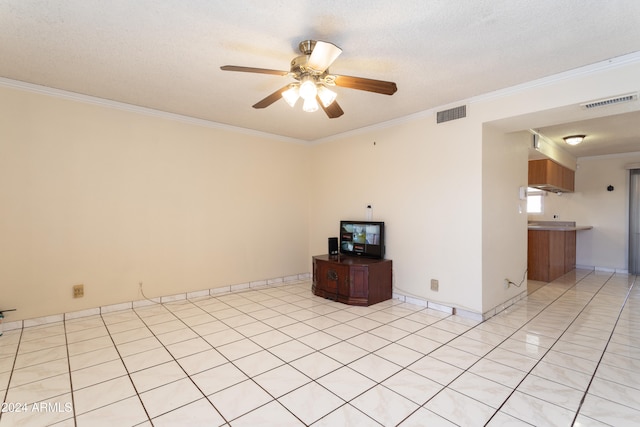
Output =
[
  {"x1": 580, "y1": 93, "x2": 638, "y2": 109},
  {"x1": 437, "y1": 105, "x2": 466, "y2": 123}
]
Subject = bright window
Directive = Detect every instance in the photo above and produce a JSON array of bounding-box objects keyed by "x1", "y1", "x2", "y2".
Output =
[{"x1": 527, "y1": 187, "x2": 544, "y2": 214}]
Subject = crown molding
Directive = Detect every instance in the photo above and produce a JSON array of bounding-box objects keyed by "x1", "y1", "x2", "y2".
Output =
[
  {"x1": 468, "y1": 50, "x2": 640, "y2": 104},
  {"x1": 0, "y1": 77, "x2": 307, "y2": 145}
]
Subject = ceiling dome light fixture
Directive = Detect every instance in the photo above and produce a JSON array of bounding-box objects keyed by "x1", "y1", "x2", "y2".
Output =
[{"x1": 563, "y1": 135, "x2": 586, "y2": 145}]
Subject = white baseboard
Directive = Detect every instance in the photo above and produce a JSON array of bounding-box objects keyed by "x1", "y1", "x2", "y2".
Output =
[{"x1": 2, "y1": 272, "x2": 310, "y2": 332}]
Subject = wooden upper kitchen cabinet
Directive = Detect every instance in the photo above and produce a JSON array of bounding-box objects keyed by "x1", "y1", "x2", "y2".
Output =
[{"x1": 528, "y1": 159, "x2": 574, "y2": 193}]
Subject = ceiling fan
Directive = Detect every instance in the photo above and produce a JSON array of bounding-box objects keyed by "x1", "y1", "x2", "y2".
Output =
[{"x1": 221, "y1": 40, "x2": 398, "y2": 118}]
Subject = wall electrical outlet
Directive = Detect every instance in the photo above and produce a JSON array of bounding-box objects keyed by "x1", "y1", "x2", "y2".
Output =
[
  {"x1": 73, "y1": 284, "x2": 84, "y2": 298},
  {"x1": 430, "y1": 279, "x2": 439, "y2": 292},
  {"x1": 504, "y1": 279, "x2": 510, "y2": 289}
]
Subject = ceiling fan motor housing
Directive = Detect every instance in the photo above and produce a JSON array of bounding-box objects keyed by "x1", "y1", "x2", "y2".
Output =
[
  {"x1": 290, "y1": 55, "x2": 311, "y2": 76},
  {"x1": 298, "y1": 40, "x2": 316, "y2": 55},
  {"x1": 290, "y1": 55, "x2": 333, "y2": 85},
  {"x1": 289, "y1": 40, "x2": 319, "y2": 78}
]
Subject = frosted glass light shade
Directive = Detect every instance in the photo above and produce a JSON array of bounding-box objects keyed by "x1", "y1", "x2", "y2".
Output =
[
  {"x1": 282, "y1": 86, "x2": 299, "y2": 107},
  {"x1": 317, "y1": 85, "x2": 337, "y2": 107},
  {"x1": 302, "y1": 97, "x2": 319, "y2": 112},
  {"x1": 299, "y1": 79, "x2": 317, "y2": 101},
  {"x1": 563, "y1": 135, "x2": 585, "y2": 145}
]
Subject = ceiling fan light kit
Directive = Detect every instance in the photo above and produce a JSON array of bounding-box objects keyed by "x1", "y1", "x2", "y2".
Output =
[
  {"x1": 280, "y1": 82, "x2": 337, "y2": 110},
  {"x1": 221, "y1": 40, "x2": 397, "y2": 118}
]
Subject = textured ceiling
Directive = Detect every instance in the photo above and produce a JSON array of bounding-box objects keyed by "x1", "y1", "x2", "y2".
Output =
[{"x1": 1, "y1": 0, "x2": 640, "y2": 149}]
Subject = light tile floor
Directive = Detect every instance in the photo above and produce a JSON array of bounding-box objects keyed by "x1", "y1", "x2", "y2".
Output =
[{"x1": 1, "y1": 269, "x2": 638, "y2": 426}]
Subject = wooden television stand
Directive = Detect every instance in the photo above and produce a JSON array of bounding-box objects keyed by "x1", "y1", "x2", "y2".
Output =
[{"x1": 312, "y1": 254, "x2": 392, "y2": 306}]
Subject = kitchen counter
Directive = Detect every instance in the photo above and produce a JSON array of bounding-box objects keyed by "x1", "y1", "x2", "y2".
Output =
[{"x1": 528, "y1": 221, "x2": 593, "y2": 232}]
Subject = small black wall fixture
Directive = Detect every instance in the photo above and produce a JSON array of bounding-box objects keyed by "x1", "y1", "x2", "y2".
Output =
[{"x1": 607, "y1": 185, "x2": 614, "y2": 192}]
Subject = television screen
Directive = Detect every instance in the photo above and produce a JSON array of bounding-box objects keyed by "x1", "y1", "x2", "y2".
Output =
[{"x1": 340, "y1": 220, "x2": 385, "y2": 259}]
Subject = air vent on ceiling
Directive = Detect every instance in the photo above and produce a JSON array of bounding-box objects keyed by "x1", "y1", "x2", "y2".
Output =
[
  {"x1": 437, "y1": 105, "x2": 466, "y2": 123},
  {"x1": 580, "y1": 93, "x2": 638, "y2": 109}
]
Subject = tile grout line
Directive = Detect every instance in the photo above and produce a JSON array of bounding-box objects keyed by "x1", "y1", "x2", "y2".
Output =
[
  {"x1": 571, "y1": 274, "x2": 638, "y2": 425},
  {"x1": 130, "y1": 285, "x2": 313, "y2": 425},
  {"x1": 2, "y1": 280, "x2": 536, "y2": 427},
  {"x1": 310, "y1": 298, "x2": 459, "y2": 424},
  {"x1": 262, "y1": 291, "x2": 425, "y2": 425},
  {"x1": 302, "y1": 302, "x2": 449, "y2": 425},
  {"x1": 389, "y1": 270, "x2": 605, "y2": 426},
  {"x1": 63, "y1": 317, "x2": 79, "y2": 427},
  {"x1": 129, "y1": 299, "x2": 231, "y2": 425},
  {"x1": 186, "y1": 285, "x2": 433, "y2": 425},
  {"x1": 4, "y1": 275, "x2": 636, "y2": 426},
  {"x1": 0, "y1": 281, "x2": 560, "y2": 425},
  {"x1": 282, "y1": 296, "x2": 488, "y2": 425},
  {"x1": 197, "y1": 284, "x2": 380, "y2": 425},
  {"x1": 394, "y1": 291, "x2": 561, "y2": 425},
  {"x1": 230, "y1": 288, "x2": 361, "y2": 425},
  {"x1": 92, "y1": 311, "x2": 155, "y2": 425},
  {"x1": 0, "y1": 328, "x2": 23, "y2": 425},
  {"x1": 482, "y1": 271, "x2": 618, "y2": 425}
]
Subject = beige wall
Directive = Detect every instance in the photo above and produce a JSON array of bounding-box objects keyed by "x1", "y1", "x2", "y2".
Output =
[
  {"x1": 309, "y1": 116, "x2": 484, "y2": 313},
  {"x1": 481, "y1": 126, "x2": 530, "y2": 311},
  {"x1": 0, "y1": 86, "x2": 310, "y2": 321}
]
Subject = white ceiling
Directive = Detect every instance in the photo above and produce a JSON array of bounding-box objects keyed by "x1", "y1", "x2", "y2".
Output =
[
  {"x1": 535, "y1": 110, "x2": 640, "y2": 158},
  {"x1": 2, "y1": 0, "x2": 640, "y2": 154}
]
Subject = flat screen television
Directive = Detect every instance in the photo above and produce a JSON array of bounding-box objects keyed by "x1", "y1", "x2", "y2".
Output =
[{"x1": 339, "y1": 220, "x2": 385, "y2": 259}]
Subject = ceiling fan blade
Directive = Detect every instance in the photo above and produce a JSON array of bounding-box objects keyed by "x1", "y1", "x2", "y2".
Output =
[
  {"x1": 252, "y1": 85, "x2": 290, "y2": 109},
  {"x1": 221, "y1": 65, "x2": 288, "y2": 76},
  {"x1": 307, "y1": 41, "x2": 342, "y2": 73},
  {"x1": 317, "y1": 96, "x2": 344, "y2": 119},
  {"x1": 333, "y1": 74, "x2": 398, "y2": 95}
]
